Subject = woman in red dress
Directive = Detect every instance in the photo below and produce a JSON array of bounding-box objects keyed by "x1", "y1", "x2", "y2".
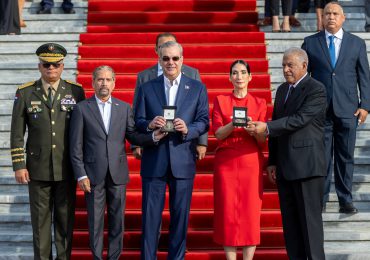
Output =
[{"x1": 212, "y1": 60, "x2": 267, "y2": 260}]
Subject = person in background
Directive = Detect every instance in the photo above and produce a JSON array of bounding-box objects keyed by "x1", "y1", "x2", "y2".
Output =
[
  {"x1": 270, "y1": 0, "x2": 292, "y2": 32},
  {"x1": 0, "y1": 0, "x2": 20, "y2": 35},
  {"x1": 257, "y1": 0, "x2": 301, "y2": 28},
  {"x1": 10, "y1": 43, "x2": 85, "y2": 259},
  {"x1": 37, "y1": 0, "x2": 75, "y2": 14},
  {"x1": 365, "y1": 0, "x2": 370, "y2": 32},
  {"x1": 302, "y1": 2, "x2": 370, "y2": 213},
  {"x1": 19, "y1": 0, "x2": 26, "y2": 27},
  {"x1": 212, "y1": 60, "x2": 267, "y2": 260}
]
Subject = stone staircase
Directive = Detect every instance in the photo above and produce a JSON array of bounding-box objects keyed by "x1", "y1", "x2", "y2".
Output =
[
  {"x1": 258, "y1": 0, "x2": 370, "y2": 258},
  {"x1": 0, "y1": 0, "x2": 86, "y2": 258},
  {"x1": 1, "y1": 0, "x2": 370, "y2": 259}
]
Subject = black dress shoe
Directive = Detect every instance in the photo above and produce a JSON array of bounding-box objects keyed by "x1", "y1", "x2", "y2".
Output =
[
  {"x1": 63, "y1": 8, "x2": 76, "y2": 14},
  {"x1": 37, "y1": 7, "x2": 51, "y2": 14},
  {"x1": 339, "y1": 203, "x2": 358, "y2": 214}
]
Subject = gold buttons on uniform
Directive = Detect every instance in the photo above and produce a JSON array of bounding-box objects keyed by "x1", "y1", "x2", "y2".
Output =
[
  {"x1": 52, "y1": 145, "x2": 56, "y2": 149},
  {"x1": 52, "y1": 121, "x2": 55, "y2": 125},
  {"x1": 51, "y1": 109, "x2": 54, "y2": 113},
  {"x1": 52, "y1": 132, "x2": 56, "y2": 136}
]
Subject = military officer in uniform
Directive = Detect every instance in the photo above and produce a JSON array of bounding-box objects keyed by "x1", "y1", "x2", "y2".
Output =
[{"x1": 10, "y1": 43, "x2": 85, "y2": 260}]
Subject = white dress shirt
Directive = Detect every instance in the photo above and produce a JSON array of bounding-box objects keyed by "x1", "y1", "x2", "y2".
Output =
[
  {"x1": 95, "y1": 95, "x2": 112, "y2": 133},
  {"x1": 164, "y1": 73, "x2": 181, "y2": 106},
  {"x1": 325, "y1": 28, "x2": 343, "y2": 62}
]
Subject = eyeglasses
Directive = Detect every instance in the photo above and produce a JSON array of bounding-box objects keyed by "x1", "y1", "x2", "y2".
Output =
[
  {"x1": 41, "y1": 62, "x2": 63, "y2": 69},
  {"x1": 161, "y1": 56, "x2": 181, "y2": 62}
]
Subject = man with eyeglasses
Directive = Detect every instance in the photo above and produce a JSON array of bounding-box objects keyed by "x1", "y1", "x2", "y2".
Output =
[
  {"x1": 10, "y1": 43, "x2": 85, "y2": 259},
  {"x1": 133, "y1": 32, "x2": 208, "y2": 161},
  {"x1": 134, "y1": 41, "x2": 209, "y2": 259}
]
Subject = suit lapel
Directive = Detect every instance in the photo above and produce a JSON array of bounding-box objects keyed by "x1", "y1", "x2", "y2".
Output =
[
  {"x1": 318, "y1": 31, "x2": 333, "y2": 69},
  {"x1": 87, "y1": 96, "x2": 107, "y2": 135},
  {"x1": 334, "y1": 31, "x2": 348, "y2": 69},
  {"x1": 152, "y1": 76, "x2": 167, "y2": 106},
  {"x1": 276, "y1": 83, "x2": 289, "y2": 114},
  {"x1": 175, "y1": 76, "x2": 190, "y2": 110},
  {"x1": 108, "y1": 97, "x2": 120, "y2": 135},
  {"x1": 284, "y1": 75, "x2": 309, "y2": 110},
  {"x1": 32, "y1": 80, "x2": 51, "y2": 108}
]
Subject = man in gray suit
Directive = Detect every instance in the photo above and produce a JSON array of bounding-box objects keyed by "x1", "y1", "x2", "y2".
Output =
[
  {"x1": 69, "y1": 66, "x2": 166, "y2": 260},
  {"x1": 132, "y1": 32, "x2": 208, "y2": 160}
]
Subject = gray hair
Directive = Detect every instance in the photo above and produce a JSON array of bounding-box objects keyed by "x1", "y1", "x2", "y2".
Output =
[
  {"x1": 324, "y1": 1, "x2": 344, "y2": 15},
  {"x1": 283, "y1": 47, "x2": 308, "y2": 64},
  {"x1": 159, "y1": 41, "x2": 183, "y2": 57},
  {"x1": 92, "y1": 65, "x2": 116, "y2": 81}
]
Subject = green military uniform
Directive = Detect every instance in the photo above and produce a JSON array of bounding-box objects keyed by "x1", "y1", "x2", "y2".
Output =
[{"x1": 10, "y1": 43, "x2": 85, "y2": 260}]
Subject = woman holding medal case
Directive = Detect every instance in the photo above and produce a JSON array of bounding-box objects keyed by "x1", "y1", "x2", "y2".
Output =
[{"x1": 212, "y1": 60, "x2": 267, "y2": 260}]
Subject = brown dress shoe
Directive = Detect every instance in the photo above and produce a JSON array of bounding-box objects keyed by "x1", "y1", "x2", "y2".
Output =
[
  {"x1": 289, "y1": 16, "x2": 301, "y2": 27},
  {"x1": 257, "y1": 17, "x2": 272, "y2": 26}
]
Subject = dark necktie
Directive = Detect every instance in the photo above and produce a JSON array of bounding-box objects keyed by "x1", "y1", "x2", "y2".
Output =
[
  {"x1": 328, "y1": 35, "x2": 336, "y2": 68},
  {"x1": 48, "y1": 86, "x2": 53, "y2": 106},
  {"x1": 284, "y1": 85, "x2": 294, "y2": 104}
]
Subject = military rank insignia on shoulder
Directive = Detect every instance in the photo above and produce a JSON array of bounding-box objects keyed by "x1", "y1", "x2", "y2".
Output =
[
  {"x1": 18, "y1": 81, "x2": 35, "y2": 90},
  {"x1": 65, "y1": 80, "x2": 82, "y2": 88}
]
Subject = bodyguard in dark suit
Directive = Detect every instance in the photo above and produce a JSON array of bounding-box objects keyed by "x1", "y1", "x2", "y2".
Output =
[
  {"x1": 246, "y1": 48, "x2": 327, "y2": 260},
  {"x1": 69, "y1": 66, "x2": 166, "y2": 260},
  {"x1": 10, "y1": 43, "x2": 85, "y2": 259},
  {"x1": 134, "y1": 41, "x2": 209, "y2": 260},
  {"x1": 302, "y1": 2, "x2": 370, "y2": 213},
  {"x1": 133, "y1": 32, "x2": 208, "y2": 161}
]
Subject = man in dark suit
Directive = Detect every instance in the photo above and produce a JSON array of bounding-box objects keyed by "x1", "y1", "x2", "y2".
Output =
[
  {"x1": 134, "y1": 41, "x2": 209, "y2": 260},
  {"x1": 10, "y1": 43, "x2": 85, "y2": 259},
  {"x1": 133, "y1": 32, "x2": 208, "y2": 161},
  {"x1": 302, "y1": 2, "x2": 370, "y2": 213},
  {"x1": 246, "y1": 47, "x2": 327, "y2": 260},
  {"x1": 69, "y1": 66, "x2": 166, "y2": 260}
]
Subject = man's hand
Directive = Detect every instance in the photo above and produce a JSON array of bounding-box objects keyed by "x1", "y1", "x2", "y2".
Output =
[
  {"x1": 354, "y1": 108, "x2": 368, "y2": 125},
  {"x1": 245, "y1": 121, "x2": 267, "y2": 135},
  {"x1": 267, "y1": 165, "x2": 277, "y2": 184},
  {"x1": 78, "y1": 178, "x2": 91, "y2": 193},
  {"x1": 149, "y1": 116, "x2": 166, "y2": 130},
  {"x1": 15, "y1": 169, "x2": 30, "y2": 184},
  {"x1": 133, "y1": 147, "x2": 142, "y2": 160},
  {"x1": 173, "y1": 118, "x2": 188, "y2": 135},
  {"x1": 153, "y1": 129, "x2": 168, "y2": 141},
  {"x1": 196, "y1": 145, "x2": 207, "y2": 160}
]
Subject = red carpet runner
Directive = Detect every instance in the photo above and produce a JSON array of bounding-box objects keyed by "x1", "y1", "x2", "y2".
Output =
[{"x1": 73, "y1": 0, "x2": 287, "y2": 258}]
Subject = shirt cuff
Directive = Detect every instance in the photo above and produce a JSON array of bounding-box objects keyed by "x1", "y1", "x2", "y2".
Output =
[{"x1": 77, "y1": 176, "x2": 88, "y2": 182}]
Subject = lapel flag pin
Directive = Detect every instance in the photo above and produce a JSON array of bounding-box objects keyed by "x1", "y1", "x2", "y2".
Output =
[{"x1": 185, "y1": 85, "x2": 190, "y2": 90}]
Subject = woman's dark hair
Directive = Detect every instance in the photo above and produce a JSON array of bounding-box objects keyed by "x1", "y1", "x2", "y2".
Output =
[{"x1": 229, "y1": 60, "x2": 251, "y2": 76}]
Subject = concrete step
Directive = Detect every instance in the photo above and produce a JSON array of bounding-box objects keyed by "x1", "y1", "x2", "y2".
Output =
[
  {"x1": 0, "y1": 71, "x2": 77, "y2": 85},
  {"x1": 0, "y1": 44, "x2": 78, "y2": 54},
  {"x1": 0, "y1": 61, "x2": 77, "y2": 70},
  {"x1": 0, "y1": 34, "x2": 80, "y2": 42}
]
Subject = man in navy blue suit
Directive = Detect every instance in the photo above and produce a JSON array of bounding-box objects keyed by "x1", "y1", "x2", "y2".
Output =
[
  {"x1": 134, "y1": 41, "x2": 209, "y2": 260},
  {"x1": 302, "y1": 2, "x2": 370, "y2": 213}
]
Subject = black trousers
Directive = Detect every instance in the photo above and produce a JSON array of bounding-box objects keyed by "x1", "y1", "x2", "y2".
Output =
[
  {"x1": 270, "y1": 0, "x2": 293, "y2": 16},
  {"x1": 277, "y1": 175, "x2": 325, "y2": 260}
]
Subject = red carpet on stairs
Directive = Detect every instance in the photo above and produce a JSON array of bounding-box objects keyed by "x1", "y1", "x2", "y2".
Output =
[{"x1": 74, "y1": 0, "x2": 287, "y2": 258}]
